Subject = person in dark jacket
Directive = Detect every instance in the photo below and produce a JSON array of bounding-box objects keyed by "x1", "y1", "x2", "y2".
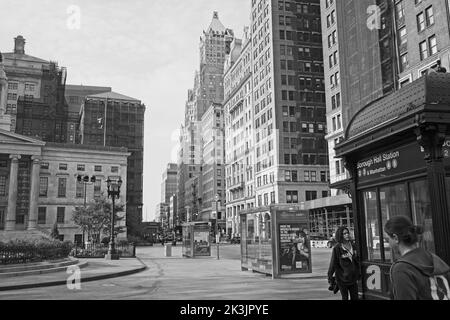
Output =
[
  {"x1": 327, "y1": 226, "x2": 360, "y2": 300},
  {"x1": 385, "y1": 215, "x2": 450, "y2": 300}
]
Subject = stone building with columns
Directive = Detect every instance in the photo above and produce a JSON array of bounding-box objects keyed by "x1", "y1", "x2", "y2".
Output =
[{"x1": 0, "y1": 129, "x2": 130, "y2": 242}]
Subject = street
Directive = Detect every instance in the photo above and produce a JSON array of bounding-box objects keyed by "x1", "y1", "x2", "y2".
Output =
[{"x1": 0, "y1": 245, "x2": 337, "y2": 300}]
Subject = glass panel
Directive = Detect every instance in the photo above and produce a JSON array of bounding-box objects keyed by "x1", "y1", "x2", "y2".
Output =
[
  {"x1": 363, "y1": 190, "x2": 381, "y2": 261},
  {"x1": 446, "y1": 177, "x2": 450, "y2": 216},
  {"x1": 380, "y1": 184, "x2": 408, "y2": 262},
  {"x1": 409, "y1": 180, "x2": 434, "y2": 253}
]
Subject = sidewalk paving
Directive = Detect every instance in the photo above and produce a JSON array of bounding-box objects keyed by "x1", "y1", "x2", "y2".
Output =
[{"x1": 0, "y1": 257, "x2": 147, "y2": 291}]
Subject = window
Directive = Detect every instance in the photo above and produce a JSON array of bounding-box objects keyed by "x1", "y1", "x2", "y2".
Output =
[
  {"x1": 305, "y1": 191, "x2": 317, "y2": 201},
  {"x1": 419, "y1": 40, "x2": 428, "y2": 60},
  {"x1": 398, "y1": 27, "x2": 407, "y2": 45},
  {"x1": 38, "y1": 207, "x2": 46, "y2": 224},
  {"x1": 0, "y1": 176, "x2": 6, "y2": 196},
  {"x1": 58, "y1": 178, "x2": 67, "y2": 197},
  {"x1": 94, "y1": 165, "x2": 102, "y2": 172},
  {"x1": 39, "y1": 177, "x2": 48, "y2": 197},
  {"x1": 40, "y1": 162, "x2": 49, "y2": 170},
  {"x1": 400, "y1": 53, "x2": 409, "y2": 72},
  {"x1": 304, "y1": 171, "x2": 310, "y2": 182},
  {"x1": 417, "y1": 12, "x2": 425, "y2": 32},
  {"x1": 76, "y1": 181, "x2": 84, "y2": 198},
  {"x1": 270, "y1": 191, "x2": 275, "y2": 204},
  {"x1": 94, "y1": 179, "x2": 101, "y2": 198},
  {"x1": 322, "y1": 191, "x2": 329, "y2": 198},
  {"x1": 111, "y1": 166, "x2": 119, "y2": 173},
  {"x1": 59, "y1": 163, "x2": 67, "y2": 170},
  {"x1": 286, "y1": 191, "x2": 299, "y2": 204},
  {"x1": 429, "y1": 35, "x2": 437, "y2": 56},
  {"x1": 57, "y1": 207, "x2": 65, "y2": 224},
  {"x1": 425, "y1": 6, "x2": 434, "y2": 26},
  {"x1": 285, "y1": 170, "x2": 291, "y2": 182},
  {"x1": 77, "y1": 164, "x2": 85, "y2": 171}
]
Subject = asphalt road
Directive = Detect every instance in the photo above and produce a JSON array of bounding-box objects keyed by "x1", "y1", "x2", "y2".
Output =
[{"x1": 0, "y1": 245, "x2": 337, "y2": 300}]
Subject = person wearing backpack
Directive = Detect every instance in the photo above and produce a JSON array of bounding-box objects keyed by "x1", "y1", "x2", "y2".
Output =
[{"x1": 384, "y1": 215, "x2": 450, "y2": 300}]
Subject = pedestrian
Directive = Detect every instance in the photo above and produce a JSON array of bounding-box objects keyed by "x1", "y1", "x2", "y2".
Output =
[
  {"x1": 384, "y1": 215, "x2": 450, "y2": 300},
  {"x1": 327, "y1": 226, "x2": 360, "y2": 300}
]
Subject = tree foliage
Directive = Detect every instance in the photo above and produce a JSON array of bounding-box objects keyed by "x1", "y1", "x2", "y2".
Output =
[
  {"x1": 50, "y1": 222, "x2": 60, "y2": 240},
  {"x1": 72, "y1": 194, "x2": 126, "y2": 243}
]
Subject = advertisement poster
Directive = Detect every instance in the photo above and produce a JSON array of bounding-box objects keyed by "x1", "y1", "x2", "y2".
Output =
[{"x1": 279, "y1": 223, "x2": 311, "y2": 273}]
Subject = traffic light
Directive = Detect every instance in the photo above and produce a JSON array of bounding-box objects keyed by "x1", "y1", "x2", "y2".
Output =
[
  {"x1": 90, "y1": 175, "x2": 96, "y2": 183},
  {"x1": 83, "y1": 175, "x2": 89, "y2": 183},
  {"x1": 77, "y1": 175, "x2": 82, "y2": 182}
]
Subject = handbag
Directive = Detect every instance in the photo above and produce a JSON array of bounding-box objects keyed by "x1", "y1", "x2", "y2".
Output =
[{"x1": 328, "y1": 276, "x2": 339, "y2": 294}]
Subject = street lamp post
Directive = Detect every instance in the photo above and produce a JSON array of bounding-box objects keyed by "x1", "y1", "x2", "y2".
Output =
[
  {"x1": 77, "y1": 175, "x2": 96, "y2": 246},
  {"x1": 215, "y1": 193, "x2": 220, "y2": 260},
  {"x1": 105, "y1": 177, "x2": 122, "y2": 260}
]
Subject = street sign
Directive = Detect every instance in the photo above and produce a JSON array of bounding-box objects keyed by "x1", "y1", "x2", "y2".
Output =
[{"x1": 211, "y1": 211, "x2": 217, "y2": 219}]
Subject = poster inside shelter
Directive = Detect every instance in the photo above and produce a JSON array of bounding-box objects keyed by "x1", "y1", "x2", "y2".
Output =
[{"x1": 278, "y1": 223, "x2": 311, "y2": 273}]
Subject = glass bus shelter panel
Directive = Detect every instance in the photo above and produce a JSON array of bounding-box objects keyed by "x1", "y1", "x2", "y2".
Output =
[
  {"x1": 193, "y1": 223, "x2": 211, "y2": 256},
  {"x1": 240, "y1": 211, "x2": 273, "y2": 274},
  {"x1": 446, "y1": 177, "x2": 450, "y2": 217},
  {"x1": 409, "y1": 179, "x2": 434, "y2": 253},
  {"x1": 182, "y1": 225, "x2": 192, "y2": 257},
  {"x1": 363, "y1": 190, "x2": 382, "y2": 261}
]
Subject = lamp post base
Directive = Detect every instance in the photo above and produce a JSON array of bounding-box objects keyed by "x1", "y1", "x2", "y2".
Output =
[{"x1": 105, "y1": 253, "x2": 120, "y2": 260}]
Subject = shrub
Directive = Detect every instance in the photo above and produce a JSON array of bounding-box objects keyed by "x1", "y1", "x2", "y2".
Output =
[{"x1": 0, "y1": 239, "x2": 72, "y2": 264}]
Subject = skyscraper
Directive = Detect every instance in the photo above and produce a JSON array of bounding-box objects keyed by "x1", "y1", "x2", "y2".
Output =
[{"x1": 80, "y1": 91, "x2": 145, "y2": 237}]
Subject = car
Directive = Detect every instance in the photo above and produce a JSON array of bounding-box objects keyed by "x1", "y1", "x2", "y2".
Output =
[{"x1": 230, "y1": 236, "x2": 241, "y2": 244}]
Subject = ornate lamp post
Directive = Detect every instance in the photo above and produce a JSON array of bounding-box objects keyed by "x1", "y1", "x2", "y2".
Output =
[
  {"x1": 77, "y1": 174, "x2": 96, "y2": 246},
  {"x1": 105, "y1": 177, "x2": 122, "y2": 260},
  {"x1": 215, "y1": 193, "x2": 220, "y2": 260}
]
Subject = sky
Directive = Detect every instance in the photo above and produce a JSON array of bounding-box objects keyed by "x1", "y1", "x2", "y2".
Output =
[{"x1": 0, "y1": 0, "x2": 251, "y2": 222}]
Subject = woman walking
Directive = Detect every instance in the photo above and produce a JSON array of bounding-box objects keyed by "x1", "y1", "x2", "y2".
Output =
[
  {"x1": 385, "y1": 215, "x2": 450, "y2": 300},
  {"x1": 327, "y1": 226, "x2": 360, "y2": 300}
]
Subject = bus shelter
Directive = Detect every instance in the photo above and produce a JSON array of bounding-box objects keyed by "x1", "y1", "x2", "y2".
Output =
[
  {"x1": 334, "y1": 73, "x2": 450, "y2": 299},
  {"x1": 182, "y1": 221, "x2": 211, "y2": 258},
  {"x1": 240, "y1": 205, "x2": 311, "y2": 278}
]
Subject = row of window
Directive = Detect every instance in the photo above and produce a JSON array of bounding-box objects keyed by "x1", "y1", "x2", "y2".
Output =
[
  {"x1": 37, "y1": 207, "x2": 65, "y2": 224},
  {"x1": 40, "y1": 163, "x2": 119, "y2": 173},
  {"x1": 285, "y1": 170, "x2": 329, "y2": 183},
  {"x1": 39, "y1": 176, "x2": 102, "y2": 198}
]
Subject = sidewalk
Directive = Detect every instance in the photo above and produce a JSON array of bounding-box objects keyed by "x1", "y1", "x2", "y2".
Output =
[
  {"x1": 0, "y1": 257, "x2": 147, "y2": 291},
  {"x1": 147, "y1": 243, "x2": 330, "y2": 279}
]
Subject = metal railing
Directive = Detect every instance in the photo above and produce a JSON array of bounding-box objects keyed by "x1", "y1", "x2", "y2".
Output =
[{"x1": 71, "y1": 243, "x2": 136, "y2": 258}]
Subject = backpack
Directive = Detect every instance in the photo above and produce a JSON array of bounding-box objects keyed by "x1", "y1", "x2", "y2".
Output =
[{"x1": 391, "y1": 255, "x2": 450, "y2": 300}]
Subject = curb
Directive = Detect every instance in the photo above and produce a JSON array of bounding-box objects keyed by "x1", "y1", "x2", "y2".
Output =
[{"x1": 0, "y1": 260, "x2": 148, "y2": 291}]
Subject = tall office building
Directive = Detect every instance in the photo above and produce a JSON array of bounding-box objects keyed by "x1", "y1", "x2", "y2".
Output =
[
  {"x1": 315, "y1": 0, "x2": 450, "y2": 238},
  {"x1": 195, "y1": 12, "x2": 234, "y2": 120},
  {"x1": 322, "y1": 0, "x2": 450, "y2": 189},
  {"x1": 65, "y1": 85, "x2": 111, "y2": 144},
  {"x1": 250, "y1": 0, "x2": 329, "y2": 206},
  {"x1": 161, "y1": 163, "x2": 178, "y2": 204},
  {"x1": 222, "y1": 0, "x2": 330, "y2": 236},
  {"x1": 80, "y1": 91, "x2": 145, "y2": 237},
  {"x1": 224, "y1": 31, "x2": 255, "y2": 237},
  {"x1": 199, "y1": 103, "x2": 226, "y2": 230},
  {"x1": 2, "y1": 36, "x2": 68, "y2": 142},
  {"x1": 176, "y1": 12, "x2": 234, "y2": 225}
]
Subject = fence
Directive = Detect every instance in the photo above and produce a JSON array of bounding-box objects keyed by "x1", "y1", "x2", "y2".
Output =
[{"x1": 71, "y1": 243, "x2": 136, "y2": 258}]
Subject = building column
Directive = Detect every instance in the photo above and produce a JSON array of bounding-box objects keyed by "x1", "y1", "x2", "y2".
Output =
[
  {"x1": 27, "y1": 156, "x2": 41, "y2": 230},
  {"x1": 5, "y1": 154, "x2": 21, "y2": 231},
  {"x1": 416, "y1": 125, "x2": 450, "y2": 265}
]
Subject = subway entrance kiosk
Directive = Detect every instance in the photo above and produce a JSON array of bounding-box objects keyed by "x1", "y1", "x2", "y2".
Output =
[
  {"x1": 240, "y1": 205, "x2": 312, "y2": 278},
  {"x1": 334, "y1": 73, "x2": 450, "y2": 300}
]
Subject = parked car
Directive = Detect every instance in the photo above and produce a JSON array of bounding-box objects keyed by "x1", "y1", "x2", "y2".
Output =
[{"x1": 230, "y1": 236, "x2": 241, "y2": 244}]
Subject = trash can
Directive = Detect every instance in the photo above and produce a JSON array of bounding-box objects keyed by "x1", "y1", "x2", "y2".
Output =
[{"x1": 164, "y1": 243, "x2": 172, "y2": 257}]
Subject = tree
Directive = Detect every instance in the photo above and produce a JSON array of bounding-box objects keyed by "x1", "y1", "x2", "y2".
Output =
[
  {"x1": 72, "y1": 194, "x2": 126, "y2": 244},
  {"x1": 50, "y1": 222, "x2": 60, "y2": 240}
]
